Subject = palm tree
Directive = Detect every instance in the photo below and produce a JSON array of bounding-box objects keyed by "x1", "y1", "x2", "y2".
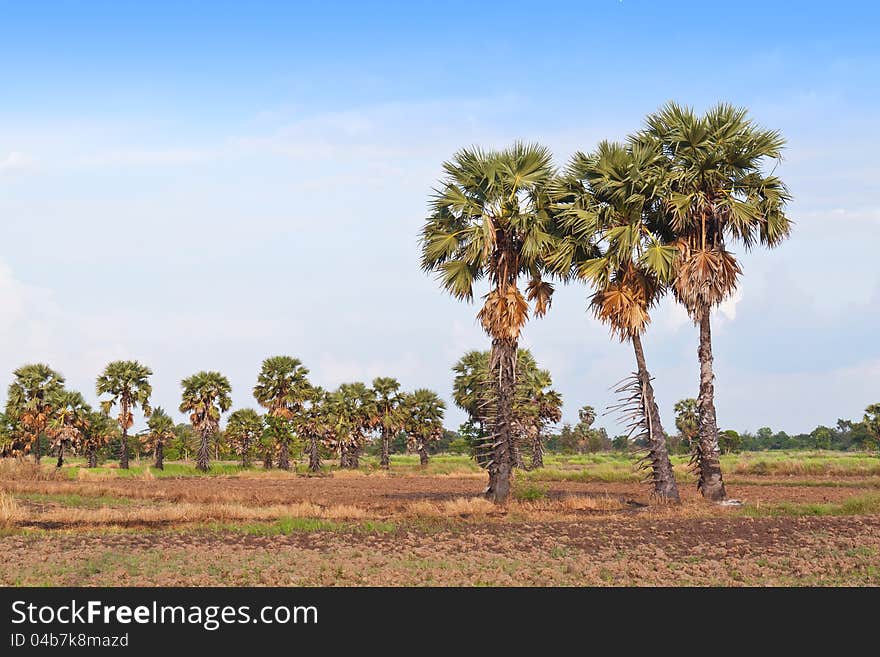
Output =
[
  {"x1": 225, "y1": 408, "x2": 263, "y2": 468},
  {"x1": 5, "y1": 364, "x2": 65, "y2": 463},
  {"x1": 452, "y1": 350, "x2": 491, "y2": 464},
  {"x1": 297, "y1": 387, "x2": 329, "y2": 473},
  {"x1": 142, "y1": 407, "x2": 175, "y2": 470},
  {"x1": 179, "y1": 371, "x2": 232, "y2": 472},
  {"x1": 47, "y1": 390, "x2": 91, "y2": 468},
  {"x1": 550, "y1": 140, "x2": 681, "y2": 501},
  {"x1": 253, "y1": 356, "x2": 311, "y2": 471},
  {"x1": 95, "y1": 360, "x2": 153, "y2": 469},
  {"x1": 372, "y1": 377, "x2": 405, "y2": 469},
  {"x1": 641, "y1": 102, "x2": 792, "y2": 500},
  {"x1": 864, "y1": 404, "x2": 880, "y2": 451},
  {"x1": 82, "y1": 411, "x2": 116, "y2": 468},
  {"x1": 514, "y1": 356, "x2": 562, "y2": 470},
  {"x1": 327, "y1": 383, "x2": 376, "y2": 469},
  {"x1": 674, "y1": 398, "x2": 699, "y2": 453},
  {"x1": 420, "y1": 143, "x2": 559, "y2": 503},
  {"x1": 403, "y1": 389, "x2": 445, "y2": 466}
]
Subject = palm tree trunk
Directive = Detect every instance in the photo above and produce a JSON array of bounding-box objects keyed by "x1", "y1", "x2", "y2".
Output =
[
  {"x1": 88, "y1": 446, "x2": 98, "y2": 468},
  {"x1": 696, "y1": 312, "x2": 727, "y2": 500},
  {"x1": 278, "y1": 440, "x2": 290, "y2": 471},
  {"x1": 155, "y1": 442, "x2": 164, "y2": 470},
  {"x1": 350, "y1": 444, "x2": 360, "y2": 469},
  {"x1": 263, "y1": 450, "x2": 272, "y2": 469},
  {"x1": 530, "y1": 429, "x2": 544, "y2": 470},
  {"x1": 308, "y1": 435, "x2": 321, "y2": 473},
  {"x1": 631, "y1": 334, "x2": 680, "y2": 503},
  {"x1": 486, "y1": 337, "x2": 516, "y2": 504},
  {"x1": 196, "y1": 427, "x2": 210, "y2": 472},
  {"x1": 339, "y1": 444, "x2": 350, "y2": 468},
  {"x1": 56, "y1": 444, "x2": 64, "y2": 468},
  {"x1": 241, "y1": 438, "x2": 251, "y2": 468},
  {"x1": 419, "y1": 443, "x2": 429, "y2": 467},
  {"x1": 380, "y1": 429, "x2": 391, "y2": 469}
]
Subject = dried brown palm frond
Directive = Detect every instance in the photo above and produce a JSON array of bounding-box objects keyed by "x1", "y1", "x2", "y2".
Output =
[
  {"x1": 525, "y1": 278, "x2": 554, "y2": 318},
  {"x1": 478, "y1": 284, "x2": 529, "y2": 341},
  {"x1": 672, "y1": 241, "x2": 741, "y2": 319}
]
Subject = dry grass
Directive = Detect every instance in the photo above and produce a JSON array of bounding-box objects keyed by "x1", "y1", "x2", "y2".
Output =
[
  {"x1": 0, "y1": 459, "x2": 67, "y2": 482},
  {"x1": 0, "y1": 491, "x2": 23, "y2": 526},
  {"x1": 405, "y1": 496, "x2": 496, "y2": 517}
]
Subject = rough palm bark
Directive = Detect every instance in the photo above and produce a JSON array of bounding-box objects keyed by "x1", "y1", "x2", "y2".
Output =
[
  {"x1": 380, "y1": 428, "x2": 391, "y2": 469},
  {"x1": 277, "y1": 441, "x2": 290, "y2": 471},
  {"x1": 263, "y1": 450, "x2": 272, "y2": 470},
  {"x1": 632, "y1": 334, "x2": 680, "y2": 502},
  {"x1": 695, "y1": 313, "x2": 727, "y2": 500},
  {"x1": 530, "y1": 430, "x2": 544, "y2": 470},
  {"x1": 33, "y1": 433, "x2": 41, "y2": 464},
  {"x1": 154, "y1": 442, "x2": 164, "y2": 470},
  {"x1": 119, "y1": 397, "x2": 130, "y2": 470},
  {"x1": 87, "y1": 447, "x2": 98, "y2": 468},
  {"x1": 196, "y1": 427, "x2": 211, "y2": 472},
  {"x1": 55, "y1": 445, "x2": 64, "y2": 468},
  {"x1": 308, "y1": 435, "x2": 321, "y2": 473},
  {"x1": 486, "y1": 338, "x2": 516, "y2": 503},
  {"x1": 418, "y1": 444, "x2": 429, "y2": 466}
]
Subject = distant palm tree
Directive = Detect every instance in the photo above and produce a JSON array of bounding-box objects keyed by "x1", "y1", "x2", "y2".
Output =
[
  {"x1": 82, "y1": 411, "x2": 116, "y2": 468},
  {"x1": 179, "y1": 371, "x2": 232, "y2": 472},
  {"x1": 142, "y1": 407, "x2": 175, "y2": 470},
  {"x1": 96, "y1": 360, "x2": 153, "y2": 469},
  {"x1": 452, "y1": 350, "x2": 491, "y2": 449},
  {"x1": 864, "y1": 404, "x2": 880, "y2": 451},
  {"x1": 674, "y1": 399, "x2": 699, "y2": 453},
  {"x1": 253, "y1": 356, "x2": 311, "y2": 471},
  {"x1": 225, "y1": 408, "x2": 263, "y2": 468},
  {"x1": 641, "y1": 102, "x2": 791, "y2": 500},
  {"x1": 372, "y1": 377, "x2": 405, "y2": 469},
  {"x1": 403, "y1": 389, "x2": 445, "y2": 466},
  {"x1": 421, "y1": 143, "x2": 559, "y2": 503},
  {"x1": 297, "y1": 387, "x2": 329, "y2": 473},
  {"x1": 47, "y1": 390, "x2": 91, "y2": 468},
  {"x1": 5, "y1": 364, "x2": 66, "y2": 463},
  {"x1": 550, "y1": 140, "x2": 680, "y2": 501},
  {"x1": 327, "y1": 383, "x2": 376, "y2": 469},
  {"x1": 513, "y1": 354, "x2": 562, "y2": 470}
]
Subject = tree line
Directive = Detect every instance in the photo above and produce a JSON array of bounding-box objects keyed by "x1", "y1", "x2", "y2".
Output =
[{"x1": 0, "y1": 357, "x2": 445, "y2": 472}]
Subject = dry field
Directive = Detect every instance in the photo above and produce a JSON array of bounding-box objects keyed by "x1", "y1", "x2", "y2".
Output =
[{"x1": 2, "y1": 453, "x2": 879, "y2": 586}]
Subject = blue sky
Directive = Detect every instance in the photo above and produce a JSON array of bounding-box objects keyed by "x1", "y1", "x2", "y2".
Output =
[{"x1": 1, "y1": 1, "x2": 878, "y2": 435}]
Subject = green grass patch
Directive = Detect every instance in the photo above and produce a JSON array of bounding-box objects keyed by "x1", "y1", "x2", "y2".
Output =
[
  {"x1": 738, "y1": 493, "x2": 880, "y2": 517},
  {"x1": 13, "y1": 492, "x2": 137, "y2": 508},
  {"x1": 513, "y1": 481, "x2": 549, "y2": 501}
]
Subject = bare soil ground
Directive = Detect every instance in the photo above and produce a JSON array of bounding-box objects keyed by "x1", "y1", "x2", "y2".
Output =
[{"x1": 3, "y1": 470, "x2": 879, "y2": 586}]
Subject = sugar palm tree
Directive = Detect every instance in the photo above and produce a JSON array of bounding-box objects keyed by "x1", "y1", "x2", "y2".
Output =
[
  {"x1": 403, "y1": 389, "x2": 445, "y2": 466},
  {"x1": 253, "y1": 356, "x2": 311, "y2": 471},
  {"x1": 372, "y1": 377, "x2": 405, "y2": 469},
  {"x1": 641, "y1": 102, "x2": 792, "y2": 500},
  {"x1": 864, "y1": 404, "x2": 880, "y2": 451},
  {"x1": 179, "y1": 371, "x2": 232, "y2": 472},
  {"x1": 5, "y1": 364, "x2": 65, "y2": 463},
  {"x1": 142, "y1": 407, "x2": 175, "y2": 470},
  {"x1": 95, "y1": 360, "x2": 153, "y2": 469},
  {"x1": 327, "y1": 383, "x2": 376, "y2": 469},
  {"x1": 297, "y1": 386, "x2": 329, "y2": 473},
  {"x1": 514, "y1": 356, "x2": 562, "y2": 470},
  {"x1": 420, "y1": 143, "x2": 559, "y2": 502},
  {"x1": 674, "y1": 398, "x2": 699, "y2": 453},
  {"x1": 225, "y1": 408, "x2": 263, "y2": 468},
  {"x1": 47, "y1": 390, "x2": 91, "y2": 468},
  {"x1": 82, "y1": 411, "x2": 116, "y2": 468},
  {"x1": 549, "y1": 140, "x2": 680, "y2": 501}
]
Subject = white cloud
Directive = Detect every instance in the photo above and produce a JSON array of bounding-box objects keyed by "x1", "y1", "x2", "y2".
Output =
[{"x1": 0, "y1": 152, "x2": 35, "y2": 174}]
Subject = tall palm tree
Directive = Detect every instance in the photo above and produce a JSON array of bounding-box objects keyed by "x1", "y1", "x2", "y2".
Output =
[
  {"x1": 641, "y1": 102, "x2": 792, "y2": 500},
  {"x1": 327, "y1": 383, "x2": 376, "y2": 469},
  {"x1": 420, "y1": 143, "x2": 559, "y2": 503},
  {"x1": 47, "y1": 390, "x2": 91, "y2": 468},
  {"x1": 142, "y1": 407, "x2": 175, "y2": 470},
  {"x1": 253, "y1": 356, "x2": 311, "y2": 471},
  {"x1": 95, "y1": 360, "x2": 153, "y2": 469},
  {"x1": 179, "y1": 371, "x2": 232, "y2": 472},
  {"x1": 403, "y1": 389, "x2": 445, "y2": 466},
  {"x1": 372, "y1": 377, "x2": 405, "y2": 469},
  {"x1": 82, "y1": 411, "x2": 116, "y2": 468},
  {"x1": 550, "y1": 140, "x2": 681, "y2": 501},
  {"x1": 225, "y1": 408, "x2": 263, "y2": 468},
  {"x1": 5, "y1": 364, "x2": 65, "y2": 463},
  {"x1": 864, "y1": 404, "x2": 880, "y2": 451}
]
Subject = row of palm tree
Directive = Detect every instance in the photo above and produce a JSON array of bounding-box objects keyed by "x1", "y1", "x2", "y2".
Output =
[
  {"x1": 420, "y1": 102, "x2": 792, "y2": 503},
  {"x1": 1, "y1": 358, "x2": 446, "y2": 472}
]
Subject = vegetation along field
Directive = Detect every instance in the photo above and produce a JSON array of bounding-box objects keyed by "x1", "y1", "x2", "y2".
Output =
[{"x1": 2, "y1": 451, "x2": 880, "y2": 586}]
